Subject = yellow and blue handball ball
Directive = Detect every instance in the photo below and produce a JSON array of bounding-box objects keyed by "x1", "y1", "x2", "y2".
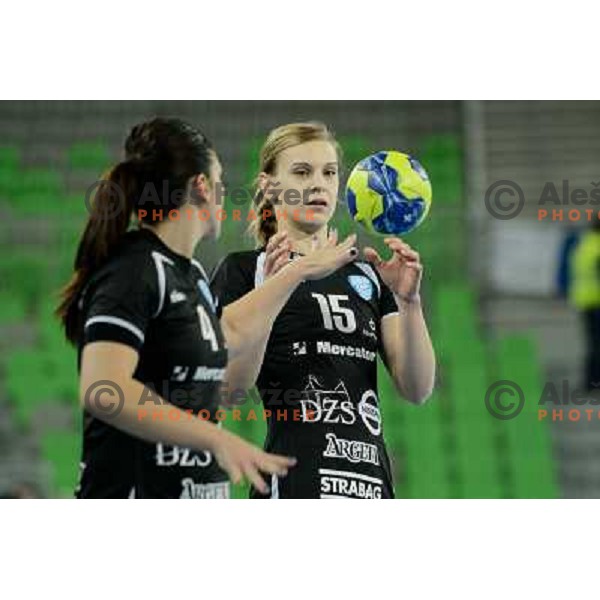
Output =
[{"x1": 345, "y1": 150, "x2": 432, "y2": 235}]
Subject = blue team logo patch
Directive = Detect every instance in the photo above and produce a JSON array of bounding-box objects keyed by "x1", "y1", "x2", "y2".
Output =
[
  {"x1": 197, "y1": 279, "x2": 216, "y2": 312},
  {"x1": 348, "y1": 275, "x2": 373, "y2": 301}
]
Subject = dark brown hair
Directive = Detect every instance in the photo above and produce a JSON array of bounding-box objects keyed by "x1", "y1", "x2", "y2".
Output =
[{"x1": 56, "y1": 117, "x2": 214, "y2": 343}]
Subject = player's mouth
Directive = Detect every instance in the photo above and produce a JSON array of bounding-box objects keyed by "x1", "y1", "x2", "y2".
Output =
[{"x1": 305, "y1": 197, "x2": 328, "y2": 208}]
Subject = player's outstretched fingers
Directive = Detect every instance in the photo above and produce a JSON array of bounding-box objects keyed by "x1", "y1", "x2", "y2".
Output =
[
  {"x1": 363, "y1": 246, "x2": 383, "y2": 267},
  {"x1": 327, "y1": 228, "x2": 338, "y2": 246},
  {"x1": 261, "y1": 452, "x2": 297, "y2": 476},
  {"x1": 337, "y1": 233, "x2": 357, "y2": 253},
  {"x1": 335, "y1": 234, "x2": 358, "y2": 267},
  {"x1": 264, "y1": 233, "x2": 292, "y2": 277},
  {"x1": 244, "y1": 463, "x2": 269, "y2": 495},
  {"x1": 311, "y1": 234, "x2": 320, "y2": 252},
  {"x1": 227, "y1": 464, "x2": 243, "y2": 486},
  {"x1": 266, "y1": 231, "x2": 288, "y2": 255},
  {"x1": 298, "y1": 233, "x2": 358, "y2": 280},
  {"x1": 265, "y1": 244, "x2": 291, "y2": 275},
  {"x1": 385, "y1": 237, "x2": 419, "y2": 262},
  {"x1": 270, "y1": 254, "x2": 291, "y2": 276},
  {"x1": 406, "y1": 262, "x2": 423, "y2": 273}
]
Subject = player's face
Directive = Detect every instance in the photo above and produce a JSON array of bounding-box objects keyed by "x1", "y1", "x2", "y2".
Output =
[{"x1": 272, "y1": 140, "x2": 339, "y2": 233}]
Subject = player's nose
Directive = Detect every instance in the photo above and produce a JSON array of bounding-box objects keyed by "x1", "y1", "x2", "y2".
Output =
[{"x1": 311, "y1": 171, "x2": 328, "y2": 189}]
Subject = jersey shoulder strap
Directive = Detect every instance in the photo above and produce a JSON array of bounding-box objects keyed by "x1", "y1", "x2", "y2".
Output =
[{"x1": 353, "y1": 260, "x2": 382, "y2": 298}]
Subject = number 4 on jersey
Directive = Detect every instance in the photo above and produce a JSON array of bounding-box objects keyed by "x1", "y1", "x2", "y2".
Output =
[
  {"x1": 197, "y1": 305, "x2": 219, "y2": 351},
  {"x1": 311, "y1": 293, "x2": 357, "y2": 334}
]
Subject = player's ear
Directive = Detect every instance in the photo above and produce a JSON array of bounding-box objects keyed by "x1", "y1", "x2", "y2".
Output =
[
  {"x1": 257, "y1": 172, "x2": 269, "y2": 192},
  {"x1": 190, "y1": 173, "x2": 210, "y2": 205}
]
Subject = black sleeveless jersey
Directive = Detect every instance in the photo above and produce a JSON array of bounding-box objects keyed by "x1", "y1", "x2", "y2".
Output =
[
  {"x1": 75, "y1": 228, "x2": 229, "y2": 499},
  {"x1": 210, "y1": 249, "x2": 400, "y2": 499}
]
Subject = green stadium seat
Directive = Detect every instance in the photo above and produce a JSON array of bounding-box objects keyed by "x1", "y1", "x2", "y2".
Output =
[
  {"x1": 7, "y1": 169, "x2": 63, "y2": 214},
  {"x1": 0, "y1": 252, "x2": 54, "y2": 307},
  {"x1": 454, "y1": 454, "x2": 503, "y2": 498},
  {"x1": 40, "y1": 430, "x2": 81, "y2": 497},
  {"x1": 34, "y1": 301, "x2": 79, "y2": 403},
  {"x1": 430, "y1": 279, "x2": 507, "y2": 497},
  {"x1": 338, "y1": 135, "x2": 372, "y2": 171},
  {"x1": 494, "y1": 335, "x2": 558, "y2": 498},
  {"x1": 400, "y1": 392, "x2": 454, "y2": 498},
  {"x1": 9, "y1": 191, "x2": 61, "y2": 215},
  {"x1": 434, "y1": 284, "x2": 481, "y2": 345},
  {"x1": 420, "y1": 134, "x2": 463, "y2": 203},
  {"x1": 55, "y1": 222, "x2": 84, "y2": 270},
  {"x1": 62, "y1": 192, "x2": 90, "y2": 217},
  {"x1": 37, "y1": 299, "x2": 66, "y2": 345},
  {"x1": 449, "y1": 424, "x2": 502, "y2": 496},
  {"x1": 0, "y1": 166, "x2": 22, "y2": 199},
  {"x1": 421, "y1": 134, "x2": 461, "y2": 157},
  {"x1": 0, "y1": 146, "x2": 20, "y2": 169},
  {"x1": 18, "y1": 192, "x2": 87, "y2": 218},
  {"x1": 223, "y1": 391, "x2": 267, "y2": 498},
  {"x1": 7, "y1": 374, "x2": 62, "y2": 430},
  {"x1": 378, "y1": 359, "x2": 404, "y2": 416},
  {"x1": 243, "y1": 137, "x2": 263, "y2": 190},
  {"x1": 0, "y1": 294, "x2": 27, "y2": 325},
  {"x1": 19, "y1": 168, "x2": 62, "y2": 195},
  {"x1": 331, "y1": 135, "x2": 372, "y2": 240},
  {"x1": 66, "y1": 142, "x2": 111, "y2": 172},
  {"x1": 5, "y1": 345, "x2": 78, "y2": 431},
  {"x1": 436, "y1": 283, "x2": 477, "y2": 319}
]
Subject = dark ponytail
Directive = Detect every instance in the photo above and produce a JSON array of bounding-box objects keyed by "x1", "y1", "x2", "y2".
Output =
[
  {"x1": 56, "y1": 117, "x2": 214, "y2": 344},
  {"x1": 56, "y1": 161, "x2": 139, "y2": 343}
]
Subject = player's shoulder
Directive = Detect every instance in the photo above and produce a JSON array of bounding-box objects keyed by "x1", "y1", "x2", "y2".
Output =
[
  {"x1": 86, "y1": 231, "x2": 165, "y2": 296},
  {"x1": 211, "y1": 248, "x2": 264, "y2": 279},
  {"x1": 190, "y1": 257, "x2": 209, "y2": 282},
  {"x1": 344, "y1": 259, "x2": 384, "y2": 299}
]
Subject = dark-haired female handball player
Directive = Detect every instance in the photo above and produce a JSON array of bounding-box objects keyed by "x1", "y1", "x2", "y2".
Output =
[
  {"x1": 211, "y1": 122, "x2": 436, "y2": 499},
  {"x1": 57, "y1": 117, "x2": 357, "y2": 498}
]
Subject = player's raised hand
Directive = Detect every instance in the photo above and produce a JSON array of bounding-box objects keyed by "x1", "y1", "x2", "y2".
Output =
[
  {"x1": 363, "y1": 237, "x2": 423, "y2": 300},
  {"x1": 297, "y1": 232, "x2": 358, "y2": 280},
  {"x1": 264, "y1": 231, "x2": 293, "y2": 279},
  {"x1": 212, "y1": 428, "x2": 297, "y2": 495}
]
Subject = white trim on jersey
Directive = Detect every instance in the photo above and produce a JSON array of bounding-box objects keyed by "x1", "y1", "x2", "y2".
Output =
[
  {"x1": 128, "y1": 486, "x2": 136, "y2": 499},
  {"x1": 151, "y1": 251, "x2": 174, "y2": 318},
  {"x1": 84, "y1": 315, "x2": 145, "y2": 344},
  {"x1": 254, "y1": 251, "x2": 266, "y2": 288},
  {"x1": 271, "y1": 474, "x2": 279, "y2": 499},
  {"x1": 355, "y1": 262, "x2": 381, "y2": 298},
  {"x1": 191, "y1": 258, "x2": 208, "y2": 281}
]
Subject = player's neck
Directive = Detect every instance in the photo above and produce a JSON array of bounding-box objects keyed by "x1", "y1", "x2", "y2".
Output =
[
  {"x1": 142, "y1": 220, "x2": 203, "y2": 259},
  {"x1": 280, "y1": 225, "x2": 329, "y2": 255}
]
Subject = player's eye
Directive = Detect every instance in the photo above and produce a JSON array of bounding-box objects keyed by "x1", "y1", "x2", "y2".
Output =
[
  {"x1": 293, "y1": 169, "x2": 310, "y2": 177},
  {"x1": 324, "y1": 169, "x2": 337, "y2": 178}
]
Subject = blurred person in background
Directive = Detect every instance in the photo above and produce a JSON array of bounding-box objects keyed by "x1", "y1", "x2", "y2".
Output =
[
  {"x1": 211, "y1": 122, "x2": 436, "y2": 499},
  {"x1": 569, "y1": 216, "x2": 600, "y2": 391},
  {"x1": 556, "y1": 225, "x2": 581, "y2": 300}
]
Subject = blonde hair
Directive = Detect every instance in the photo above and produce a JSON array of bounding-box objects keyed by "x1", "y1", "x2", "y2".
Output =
[{"x1": 248, "y1": 122, "x2": 341, "y2": 246}]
